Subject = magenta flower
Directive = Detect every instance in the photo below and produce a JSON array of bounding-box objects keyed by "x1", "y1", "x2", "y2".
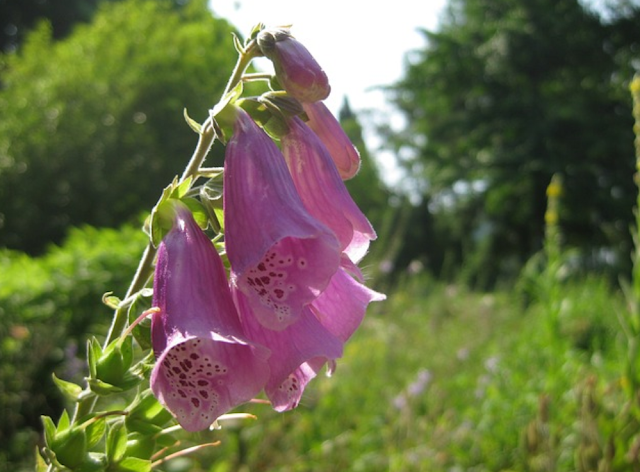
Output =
[
  {"x1": 257, "y1": 28, "x2": 330, "y2": 103},
  {"x1": 311, "y1": 267, "x2": 386, "y2": 343},
  {"x1": 224, "y1": 108, "x2": 340, "y2": 331},
  {"x1": 235, "y1": 266, "x2": 384, "y2": 411},
  {"x1": 150, "y1": 202, "x2": 270, "y2": 432},
  {"x1": 302, "y1": 101, "x2": 361, "y2": 180},
  {"x1": 234, "y1": 290, "x2": 343, "y2": 411},
  {"x1": 281, "y1": 116, "x2": 376, "y2": 264}
]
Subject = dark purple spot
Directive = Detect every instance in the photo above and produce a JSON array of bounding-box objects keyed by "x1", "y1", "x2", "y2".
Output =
[
  {"x1": 177, "y1": 389, "x2": 187, "y2": 398},
  {"x1": 257, "y1": 262, "x2": 266, "y2": 271},
  {"x1": 190, "y1": 353, "x2": 200, "y2": 360},
  {"x1": 191, "y1": 397, "x2": 200, "y2": 407},
  {"x1": 197, "y1": 380, "x2": 208, "y2": 386},
  {"x1": 274, "y1": 289, "x2": 285, "y2": 299},
  {"x1": 199, "y1": 390, "x2": 209, "y2": 399}
]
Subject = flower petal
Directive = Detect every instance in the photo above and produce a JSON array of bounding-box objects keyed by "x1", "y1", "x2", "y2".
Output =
[
  {"x1": 235, "y1": 289, "x2": 343, "y2": 411},
  {"x1": 302, "y1": 101, "x2": 360, "y2": 179},
  {"x1": 224, "y1": 109, "x2": 340, "y2": 330},
  {"x1": 282, "y1": 117, "x2": 376, "y2": 263},
  {"x1": 311, "y1": 267, "x2": 386, "y2": 343}
]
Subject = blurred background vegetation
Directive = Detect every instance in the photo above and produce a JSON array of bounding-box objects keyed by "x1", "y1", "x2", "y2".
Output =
[{"x1": 2, "y1": 0, "x2": 640, "y2": 470}]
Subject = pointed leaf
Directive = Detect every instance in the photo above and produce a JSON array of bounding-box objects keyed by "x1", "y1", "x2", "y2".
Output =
[
  {"x1": 117, "y1": 457, "x2": 152, "y2": 472},
  {"x1": 52, "y1": 374, "x2": 83, "y2": 402},
  {"x1": 171, "y1": 176, "x2": 193, "y2": 200},
  {"x1": 87, "y1": 338, "x2": 102, "y2": 379},
  {"x1": 180, "y1": 197, "x2": 209, "y2": 230},
  {"x1": 35, "y1": 446, "x2": 48, "y2": 472},
  {"x1": 183, "y1": 108, "x2": 202, "y2": 134},
  {"x1": 57, "y1": 409, "x2": 71, "y2": 432},
  {"x1": 85, "y1": 417, "x2": 106, "y2": 449},
  {"x1": 41, "y1": 415, "x2": 56, "y2": 447},
  {"x1": 106, "y1": 421, "x2": 127, "y2": 464}
]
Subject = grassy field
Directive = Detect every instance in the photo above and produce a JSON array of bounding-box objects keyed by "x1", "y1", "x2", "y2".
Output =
[{"x1": 168, "y1": 267, "x2": 633, "y2": 472}]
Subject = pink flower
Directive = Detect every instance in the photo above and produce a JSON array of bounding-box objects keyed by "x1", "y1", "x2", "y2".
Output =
[
  {"x1": 257, "y1": 28, "x2": 330, "y2": 103},
  {"x1": 223, "y1": 108, "x2": 340, "y2": 331},
  {"x1": 281, "y1": 116, "x2": 376, "y2": 264},
  {"x1": 150, "y1": 202, "x2": 270, "y2": 432},
  {"x1": 234, "y1": 290, "x2": 342, "y2": 411},
  {"x1": 235, "y1": 267, "x2": 385, "y2": 412},
  {"x1": 302, "y1": 101, "x2": 361, "y2": 180}
]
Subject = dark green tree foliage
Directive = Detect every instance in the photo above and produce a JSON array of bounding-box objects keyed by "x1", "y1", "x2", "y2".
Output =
[
  {"x1": 391, "y1": 0, "x2": 639, "y2": 282},
  {"x1": 0, "y1": 0, "x2": 237, "y2": 253},
  {"x1": 0, "y1": 0, "x2": 102, "y2": 53}
]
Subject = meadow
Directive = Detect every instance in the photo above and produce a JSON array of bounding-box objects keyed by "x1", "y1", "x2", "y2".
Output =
[{"x1": 1, "y1": 214, "x2": 636, "y2": 471}]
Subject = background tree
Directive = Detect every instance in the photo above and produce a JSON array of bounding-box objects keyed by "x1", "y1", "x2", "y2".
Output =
[
  {"x1": 389, "y1": 0, "x2": 640, "y2": 284},
  {"x1": 0, "y1": 0, "x2": 102, "y2": 53},
  {"x1": 0, "y1": 0, "x2": 238, "y2": 253}
]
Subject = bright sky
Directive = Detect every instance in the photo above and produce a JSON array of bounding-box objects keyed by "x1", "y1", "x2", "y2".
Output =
[{"x1": 208, "y1": 0, "x2": 448, "y2": 182}]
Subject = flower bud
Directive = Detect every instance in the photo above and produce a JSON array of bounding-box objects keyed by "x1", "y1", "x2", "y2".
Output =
[{"x1": 257, "y1": 27, "x2": 330, "y2": 103}]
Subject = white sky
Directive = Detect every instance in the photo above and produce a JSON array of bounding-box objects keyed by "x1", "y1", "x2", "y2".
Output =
[{"x1": 209, "y1": 0, "x2": 447, "y2": 183}]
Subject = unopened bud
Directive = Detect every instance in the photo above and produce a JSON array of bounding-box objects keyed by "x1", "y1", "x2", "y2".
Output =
[{"x1": 257, "y1": 27, "x2": 330, "y2": 103}]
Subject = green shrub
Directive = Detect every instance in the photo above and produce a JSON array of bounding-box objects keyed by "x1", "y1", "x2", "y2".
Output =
[{"x1": 0, "y1": 224, "x2": 146, "y2": 469}]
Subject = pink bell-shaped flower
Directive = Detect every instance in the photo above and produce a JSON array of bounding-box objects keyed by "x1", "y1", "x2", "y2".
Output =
[
  {"x1": 257, "y1": 27, "x2": 330, "y2": 103},
  {"x1": 223, "y1": 108, "x2": 341, "y2": 331},
  {"x1": 302, "y1": 101, "x2": 361, "y2": 180},
  {"x1": 150, "y1": 202, "x2": 270, "y2": 432},
  {"x1": 234, "y1": 289, "x2": 343, "y2": 411},
  {"x1": 281, "y1": 116, "x2": 376, "y2": 264},
  {"x1": 311, "y1": 267, "x2": 386, "y2": 344},
  {"x1": 235, "y1": 265, "x2": 385, "y2": 411}
]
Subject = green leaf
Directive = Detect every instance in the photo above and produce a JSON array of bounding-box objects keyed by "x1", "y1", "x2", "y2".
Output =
[
  {"x1": 35, "y1": 446, "x2": 48, "y2": 472},
  {"x1": 41, "y1": 415, "x2": 56, "y2": 447},
  {"x1": 128, "y1": 294, "x2": 152, "y2": 351},
  {"x1": 180, "y1": 197, "x2": 209, "y2": 230},
  {"x1": 57, "y1": 409, "x2": 71, "y2": 432},
  {"x1": 183, "y1": 108, "x2": 202, "y2": 134},
  {"x1": 106, "y1": 421, "x2": 128, "y2": 464},
  {"x1": 116, "y1": 457, "x2": 152, "y2": 472},
  {"x1": 85, "y1": 417, "x2": 106, "y2": 449},
  {"x1": 87, "y1": 337, "x2": 103, "y2": 379},
  {"x1": 52, "y1": 373, "x2": 83, "y2": 402},
  {"x1": 171, "y1": 176, "x2": 193, "y2": 200},
  {"x1": 125, "y1": 390, "x2": 173, "y2": 433},
  {"x1": 88, "y1": 378, "x2": 123, "y2": 395},
  {"x1": 102, "y1": 292, "x2": 122, "y2": 310},
  {"x1": 52, "y1": 427, "x2": 87, "y2": 469}
]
